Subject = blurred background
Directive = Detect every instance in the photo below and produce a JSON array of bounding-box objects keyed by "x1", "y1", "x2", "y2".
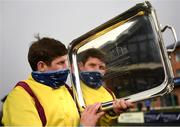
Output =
[{"x1": 0, "y1": 0, "x2": 180, "y2": 125}]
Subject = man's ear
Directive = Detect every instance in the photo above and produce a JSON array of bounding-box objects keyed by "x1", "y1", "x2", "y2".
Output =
[
  {"x1": 78, "y1": 62, "x2": 84, "y2": 71},
  {"x1": 37, "y1": 61, "x2": 47, "y2": 72}
]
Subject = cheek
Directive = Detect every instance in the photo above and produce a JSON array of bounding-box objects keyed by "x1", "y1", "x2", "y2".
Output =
[
  {"x1": 84, "y1": 66, "x2": 95, "y2": 71},
  {"x1": 59, "y1": 64, "x2": 68, "y2": 70},
  {"x1": 51, "y1": 64, "x2": 66, "y2": 70}
]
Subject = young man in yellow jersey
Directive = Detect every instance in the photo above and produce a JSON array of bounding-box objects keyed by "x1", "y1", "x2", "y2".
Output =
[
  {"x1": 78, "y1": 48, "x2": 133, "y2": 126},
  {"x1": 2, "y1": 37, "x2": 104, "y2": 126}
]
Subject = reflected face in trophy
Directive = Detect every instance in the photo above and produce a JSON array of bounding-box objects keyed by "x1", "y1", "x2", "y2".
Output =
[{"x1": 79, "y1": 57, "x2": 106, "y2": 75}]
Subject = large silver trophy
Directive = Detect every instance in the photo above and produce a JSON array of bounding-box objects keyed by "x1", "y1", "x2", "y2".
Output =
[{"x1": 68, "y1": 1, "x2": 177, "y2": 111}]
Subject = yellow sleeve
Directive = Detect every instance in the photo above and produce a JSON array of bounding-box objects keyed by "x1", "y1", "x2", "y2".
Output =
[{"x1": 2, "y1": 86, "x2": 42, "y2": 126}]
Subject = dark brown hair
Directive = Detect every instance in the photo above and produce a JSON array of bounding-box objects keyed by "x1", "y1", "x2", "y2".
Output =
[
  {"x1": 78, "y1": 48, "x2": 106, "y2": 64},
  {"x1": 28, "y1": 37, "x2": 67, "y2": 71}
]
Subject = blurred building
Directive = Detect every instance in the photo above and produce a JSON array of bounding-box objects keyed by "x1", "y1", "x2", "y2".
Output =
[{"x1": 98, "y1": 15, "x2": 172, "y2": 110}]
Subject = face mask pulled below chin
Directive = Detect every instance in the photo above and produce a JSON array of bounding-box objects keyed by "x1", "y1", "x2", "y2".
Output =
[
  {"x1": 80, "y1": 71, "x2": 103, "y2": 89},
  {"x1": 31, "y1": 69, "x2": 69, "y2": 89}
]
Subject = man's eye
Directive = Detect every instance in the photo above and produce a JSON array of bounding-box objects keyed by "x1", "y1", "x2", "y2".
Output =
[
  {"x1": 58, "y1": 61, "x2": 65, "y2": 65},
  {"x1": 89, "y1": 64, "x2": 96, "y2": 67}
]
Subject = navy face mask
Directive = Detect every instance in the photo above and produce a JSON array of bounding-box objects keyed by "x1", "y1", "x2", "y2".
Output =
[
  {"x1": 32, "y1": 69, "x2": 69, "y2": 89},
  {"x1": 80, "y1": 71, "x2": 103, "y2": 89}
]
